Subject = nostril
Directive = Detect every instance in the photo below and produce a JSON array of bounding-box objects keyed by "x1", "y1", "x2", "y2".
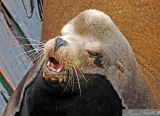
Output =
[{"x1": 54, "y1": 38, "x2": 67, "y2": 52}]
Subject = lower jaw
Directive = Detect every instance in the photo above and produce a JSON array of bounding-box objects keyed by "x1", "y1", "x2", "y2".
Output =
[{"x1": 42, "y1": 71, "x2": 67, "y2": 83}]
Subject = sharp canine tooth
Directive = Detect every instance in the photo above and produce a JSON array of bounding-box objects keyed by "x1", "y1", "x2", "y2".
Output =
[
  {"x1": 57, "y1": 68, "x2": 61, "y2": 72},
  {"x1": 43, "y1": 72, "x2": 50, "y2": 78},
  {"x1": 59, "y1": 78, "x2": 63, "y2": 83},
  {"x1": 57, "y1": 66, "x2": 62, "y2": 72},
  {"x1": 47, "y1": 61, "x2": 51, "y2": 67},
  {"x1": 43, "y1": 72, "x2": 46, "y2": 77}
]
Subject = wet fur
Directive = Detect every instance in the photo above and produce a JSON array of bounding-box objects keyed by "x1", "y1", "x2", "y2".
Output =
[{"x1": 43, "y1": 9, "x2": 154, "y2": 108}]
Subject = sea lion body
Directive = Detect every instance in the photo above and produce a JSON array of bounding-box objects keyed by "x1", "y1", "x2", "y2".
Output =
[
  {"x1": 3, "y1": 9, "x2": 155, "y2": 116},
  {"x1": 16, "y1": 72, "x2": 122, "y2": 116}
]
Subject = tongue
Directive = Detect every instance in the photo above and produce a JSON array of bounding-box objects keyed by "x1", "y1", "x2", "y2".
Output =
[
  {"x1": 47, "y1": 61, "x2": 62, "y2": 72},
  {"x1": 52, "y1": 64, "x2": 62, "y2": 70}
]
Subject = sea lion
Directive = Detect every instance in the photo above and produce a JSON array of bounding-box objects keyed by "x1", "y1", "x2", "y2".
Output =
[
  {"x1": 42, "y1": 9, "x2": 154, "y2": 108},
  {"x1": 3, "y1": 9, "x2": 155, "y2": 116}
]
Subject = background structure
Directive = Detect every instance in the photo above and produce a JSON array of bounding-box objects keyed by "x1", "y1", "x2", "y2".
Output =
[
  {"x1": 0, "y1": 0, "x2": 42, "y2": 114},
  {"x1": 42, "y1": 0, "x2": 160, "y2": 107}
]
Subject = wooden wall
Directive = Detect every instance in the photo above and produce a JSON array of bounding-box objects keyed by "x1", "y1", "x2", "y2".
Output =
[
  {"x1": 0, "y1": 0, "x2": 42, "y2": 114},
  {"x1": 42, "y1": 0, "x2": 160, "y2": 107}
]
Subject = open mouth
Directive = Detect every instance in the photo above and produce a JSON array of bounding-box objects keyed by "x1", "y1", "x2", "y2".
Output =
[
  {"x1": 46, "y1": 57, "x2": 63, "y2": 73},
  {"x1": 43, "y1": 57, "x2": 67, "y2": 83},
  {"x1": 43, "y1": 57, "x2": 65, "y2": 81}
]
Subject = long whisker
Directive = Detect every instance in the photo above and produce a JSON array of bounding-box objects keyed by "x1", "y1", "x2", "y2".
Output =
[
  {"x1": 59, "y1": 53, "x2": 70, "y2": 95},
  {"x1": 60, "y1": 69, "x2": 70, "y2": 95},
  {"x1": 73, "y1": 66, "x2": 81, "y2": 96},
  {"x1": 11, "y1": 49, "x2": 43, "y2": 73},
  {"x1": 32, "y1": 51, "x2": 44, "y2": 63},
  {"x1": 13, "y1": 50, "x2": 39, "y2": 71},
  {"x1": 9, "y1": 48, "x2": 43, "y2": 63},
  {"x1": 15, "y1": 44, "x2": 44, "y2": 49},
  {"x1": 66, "y1": 65, "x2": 71, "y2": 87},
  {"x1": 74, "y1": 61, "x2": 87, "y2": 82},
  {"x1": 69, "y1": 68, "x2": 73, "y2": 91},
  {"x1": 68, "y1": 68, "x2": 73, "y2": 88},
  {"x1": 15, "y1": 52, "x2": 43, "y2": 78},
  {"x1": 25, "y1": 52, "x2": 43, "y2": 74},
  {"x1": 70, "y1": 68, "x2": 75, "y2": 93},
  {"x1": 23, "y1": 52, "x2": 43, "y2": 73},
  {"x1": 16, "y1": 36, "x2": 45, "y2": 44},
  {"x1": 36, "y1": 52, "x2": 44, "y2": 69}
]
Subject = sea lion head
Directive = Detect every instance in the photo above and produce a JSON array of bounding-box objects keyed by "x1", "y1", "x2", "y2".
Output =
[{"x1": 42, "y1": 9, "x2": 112, "y2": 83}]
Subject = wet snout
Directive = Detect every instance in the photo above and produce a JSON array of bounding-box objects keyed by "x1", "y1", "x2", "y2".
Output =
[{"x1": 54, "y1": 38, "x2": 67, "y2": 52}]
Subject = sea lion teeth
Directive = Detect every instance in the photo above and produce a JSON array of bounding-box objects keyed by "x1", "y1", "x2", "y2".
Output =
[
  {"x1": 43, "y1": 71, "x2": 50, "y2": 78},
  {"x1": 58, "y1": 77, "x2": 63, "y2": 83},
  {"x1": 51, "y1": 77, "x2": 58, "y2": 81},
  {"x1": 56, "y1": 65, "x2": 63, "y2": 72},
  {"x1": 47, "y1": 60, "x2": 51, "y2": 67}
]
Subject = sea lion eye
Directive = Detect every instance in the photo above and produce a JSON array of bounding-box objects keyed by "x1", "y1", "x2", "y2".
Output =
[
  {"x1": 87, "y1": 50, "x2": 100, "y2": 57},
  {"x1": 87, "y1": 50, "x2": 104, "y2": 68}
]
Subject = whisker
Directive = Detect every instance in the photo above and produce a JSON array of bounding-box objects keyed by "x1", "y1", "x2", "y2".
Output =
[
  {"x1": 29, "y1": 49, "x2": 44, "y2": 60},
  {"x1": 74, "y1": 61, "x2": 87, "y2": 82},
  {"x1": 9, "y1": 51, "x2": 34, "y2": 63},
  {"x1": 15, "y1": 44, "x2": 44, "y2": 49},
  {"x1": 14, "y1": 51, "x2": 42, "y2": 70},
  {"x1": 68, "y1": 68, "x2": 72, "y2": 88},
  {"x1": 16, "y1": 36, "x2": 45, "y2": 44},
  {"x1": 60, "y1": 69, "x2": 70, "y2": 95},
  {"x1": 9, "y1": 48, "x2": 43, "y2": 63},
  {"x1": 70, "y1": 68, "x2": 75, "y2": 93},
  {"x1": 13, "y1": 50, "x2": 39, "y2": 71},
  {"x1": 36, "y1": 52, "x2": 44, "y2": 69},
  {"x1": 66, "y1": 65, "x2": 71, "y2": 87},
  {"x1": 73, "y1": 66, "x2": 81, "y2": 96},
  {"x1": 69, "y1": 68, "x2": 73, "y2": 91},
  {"x1": 32, "y1": 51, "x2": 44, "y2": 63},
  {"x1": 25, "y1": 52, "x2": 43, "y2": 74}
]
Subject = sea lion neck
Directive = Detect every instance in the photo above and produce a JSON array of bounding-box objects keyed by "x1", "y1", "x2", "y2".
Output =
[{"x1": 16, "y1": 73, "x2": 122, "y2": 116}]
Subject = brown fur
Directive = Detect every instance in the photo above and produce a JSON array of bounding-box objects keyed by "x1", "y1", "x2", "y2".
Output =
[{"x1": 43, "y1": 9, "x2": 155, "y2": 108}]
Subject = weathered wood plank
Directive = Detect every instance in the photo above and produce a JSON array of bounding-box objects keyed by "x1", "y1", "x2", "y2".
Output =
[
  {"x1": 0, "y1": 12, "x2": 32, "y2": 88},
  {"x1": 2, "y1": 0, "x2": 42, "y2": 46},
  {"x1": 0, "y1": 83, "x2": 7, "y2": 115}
]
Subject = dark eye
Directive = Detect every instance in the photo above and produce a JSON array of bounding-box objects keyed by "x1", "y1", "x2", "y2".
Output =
[{"x1": 87, "y1": 50, "x2": 100, "y2": 57}]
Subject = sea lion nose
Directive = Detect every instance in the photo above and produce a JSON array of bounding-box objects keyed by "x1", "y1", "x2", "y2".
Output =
[{"x1": 54, "y1": 38, "x2": 67, "y2": 52}]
